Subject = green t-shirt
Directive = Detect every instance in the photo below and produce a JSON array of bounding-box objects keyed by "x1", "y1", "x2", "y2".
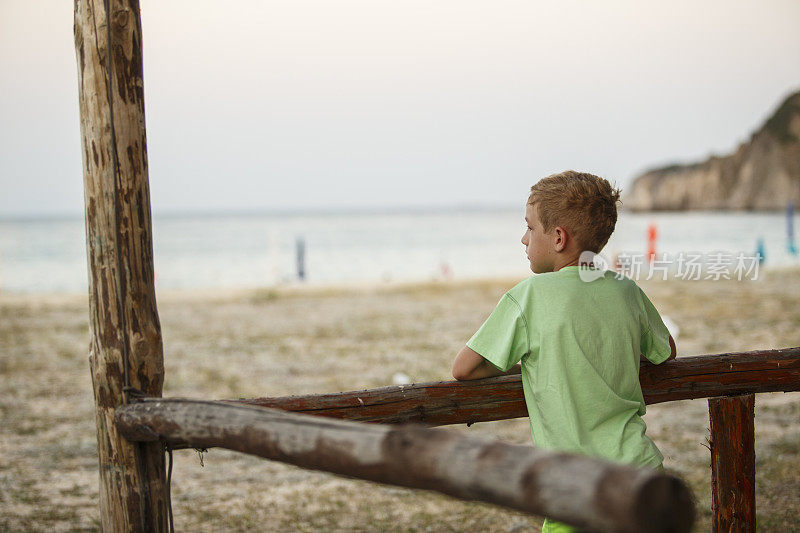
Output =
[{"x1": 467, "y1": 266, "x2": 672, "y2": 468}]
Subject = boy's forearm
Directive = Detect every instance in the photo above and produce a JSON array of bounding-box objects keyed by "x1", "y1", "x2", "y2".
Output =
[
  {"x1": 466, "y1": 359, "x2": 515, "y2": 380},
  {"x1": 452, "y1": 345, "x2": 520, "y2": 380},
  {"x1": 459, "y1": 360, "x2": 520, "y2": 380}
]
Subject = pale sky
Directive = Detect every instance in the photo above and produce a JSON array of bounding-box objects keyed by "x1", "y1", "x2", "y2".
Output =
[{"x1": 1, "y1": 0, "x2": 799, "y2": 216}]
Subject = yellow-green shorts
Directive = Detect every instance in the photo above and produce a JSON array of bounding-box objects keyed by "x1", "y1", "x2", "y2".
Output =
[{"x1": 542, "y1": 517, "x2": 576, "y2": 533}]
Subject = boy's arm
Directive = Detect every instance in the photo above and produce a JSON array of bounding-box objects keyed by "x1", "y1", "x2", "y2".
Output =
[
  {"x1": 452, "y1": 346, "x2": 522, "y2": 380},
  {"x1": 640, "y1": 335, "x2": 677, "y2": 363}
]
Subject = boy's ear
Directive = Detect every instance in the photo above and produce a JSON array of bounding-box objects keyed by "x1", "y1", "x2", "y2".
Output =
[{"x1": 553, "y1": 226, "x2": 568, "y2": 252}]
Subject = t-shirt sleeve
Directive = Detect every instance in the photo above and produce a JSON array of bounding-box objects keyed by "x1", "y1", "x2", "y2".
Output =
[
  {"x1": 638, "y1": 288, "x2": 672, "y2": 364},
  {"x1": 466, "y1": 293, "x2": 530, "y2": 372}
]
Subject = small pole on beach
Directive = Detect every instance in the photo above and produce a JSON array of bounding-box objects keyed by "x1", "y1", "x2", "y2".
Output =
[
  {"x1": 756, "y1": 237, "x2": 766, "y2": 265},
  {"x1": 647, "y1": 222, "x2": 658, "y2": 263},
  {"x1": 296, "y1": 236, "x2": 306, "y2": 281},
  {"x1": 787, "y1": 201, "x2": 798, "y2": 256},
  {"x1": 75, "y1": 0, "x2": 168, "y2": 529}
]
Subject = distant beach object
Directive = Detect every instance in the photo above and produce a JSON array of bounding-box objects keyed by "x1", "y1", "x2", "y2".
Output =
[
  {"x1": 647, "y1": 223, "x2": 658, "y2": 263},
  {"x1": 756, "y1": 238, "x2": 766, "y2": 265},
  {"x1": 662, "y1": 315, "x2": 680, "y2": 341},
  {"x1": 787, "y1": 201, "x2": 798, "y2": 257},
  {"x1": 439, "y1": 261, "x2": 453, "y2": 280},
  {"x1": 611, "y1": 250, "x2": 621, "y2": 272},
  {"x1": 391, "y1": 372, "x2": 412, "y2": 385},
  {"x1": 296, "y1": 237, "x2": 306, "y2": 281}
]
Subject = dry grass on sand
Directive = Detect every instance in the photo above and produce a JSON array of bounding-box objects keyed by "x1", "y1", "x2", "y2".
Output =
[{"x1": 1, "y1": 269, "x2": 799, "y2": 531}]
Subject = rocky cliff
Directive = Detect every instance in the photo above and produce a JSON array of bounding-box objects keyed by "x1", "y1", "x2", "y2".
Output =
[{"x1": 624, "y1": 90, "x2": 800, "y2": 211}]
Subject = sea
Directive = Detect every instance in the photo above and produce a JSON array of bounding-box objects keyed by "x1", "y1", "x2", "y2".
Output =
[{"x1": 0, "y1": 209, "x2": 798, "y2": 294}]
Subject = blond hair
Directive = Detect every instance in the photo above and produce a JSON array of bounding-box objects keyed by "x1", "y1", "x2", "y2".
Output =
[{"x1": 528, "y1": 170, "x2": 621, "y2": 253}]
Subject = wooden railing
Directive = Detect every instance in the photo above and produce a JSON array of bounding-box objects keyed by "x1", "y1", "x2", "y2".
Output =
[
  {"x1": 232, "y1": 348, "x2": 800, "y2": 426},
  {"x1": 117, "y1": 398, "x2": 695, "y2": 532},
  {"x1": 224, "y1": 346, "x2": 799, "y2": 531},
  {"x1": 117, "y1": 347, "x2": 798, "y2": 531}
]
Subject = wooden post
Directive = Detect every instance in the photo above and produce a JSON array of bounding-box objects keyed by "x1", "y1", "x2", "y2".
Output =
[
  {"x1": 117, "y1": 399, "x2": 696, "y2": 533},
  {"x1": 708, "y1": 394, "x2": 755, "y2": 532},
  {"x1": 74, "y1": 0, "x2": 167, "y2": 530}
]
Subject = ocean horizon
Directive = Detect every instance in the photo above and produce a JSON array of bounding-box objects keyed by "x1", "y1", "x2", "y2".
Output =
[{"x1": 1, "y1": 208, "x2": 798, "y2": 294}]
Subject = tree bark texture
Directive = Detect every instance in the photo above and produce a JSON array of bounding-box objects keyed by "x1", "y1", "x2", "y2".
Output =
[
  {"x1": 74, "y1": 0, "x2": 167, "y2": 530},
  {"x1": 709, "y1": 395, "x2": 755, "y2": 533},
  {"x1": 117, "y1": 399, "x2": 696, "y2": 533},
  {"x1": 235, "y1": 347, "x2": 800, "y2": 427}
]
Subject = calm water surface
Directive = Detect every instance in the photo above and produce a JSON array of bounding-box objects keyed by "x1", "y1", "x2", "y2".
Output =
[{"x1": 0, "y1": 209, "x2": 797, "y2": 293}]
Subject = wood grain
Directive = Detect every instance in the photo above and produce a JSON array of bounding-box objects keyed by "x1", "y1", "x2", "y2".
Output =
[
  {"x1": 117, "y1": 399, "x2": 695, "y2": 533},
  {"x1": 75, "y1": 0, "x2": 167, "y2": 529},
  {"x1": 234, "y1": 347, "x2": 800, "y2": 427},
  {"x1": 709, "y1": 395, "x2": 756, "y2": 533}
]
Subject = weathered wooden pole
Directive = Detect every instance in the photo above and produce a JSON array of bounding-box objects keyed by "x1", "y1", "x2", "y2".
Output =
[
  {"x1": 708, "y1": 394, "x2": 756, "y2": 532},
  {"x1": 117, "y1": 399, "x2": 696, "y2": 533},
  {"x1": 75, "y1": 0, "x2": 167, "y2": 530}
]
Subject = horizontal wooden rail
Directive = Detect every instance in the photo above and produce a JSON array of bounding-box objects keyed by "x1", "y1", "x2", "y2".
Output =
[
  {"x1": 234, "y1": 347, "x2": 800, "y2": 426},
  {"x1": 116, "y1": 399, "x2": 694, "y2": 532}
]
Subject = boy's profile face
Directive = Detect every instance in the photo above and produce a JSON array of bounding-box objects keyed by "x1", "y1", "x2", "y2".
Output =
[{"x1": 522, "y1": 203, "x2": 556, "y2": 273}]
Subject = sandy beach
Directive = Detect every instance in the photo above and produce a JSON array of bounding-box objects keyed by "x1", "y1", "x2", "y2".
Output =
[{"x1": 1, "y1": 269, "x2": 799, "y2": 531}]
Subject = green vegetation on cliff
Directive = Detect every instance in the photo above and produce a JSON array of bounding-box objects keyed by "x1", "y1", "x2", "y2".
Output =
[{"x1": 765, "y1": 91, "x2": 800, "y2": 144}]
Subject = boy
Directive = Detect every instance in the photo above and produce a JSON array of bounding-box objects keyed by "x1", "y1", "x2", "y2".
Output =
[{"x1": 452, "y1": 171, "x2": 675, "y2": 533}]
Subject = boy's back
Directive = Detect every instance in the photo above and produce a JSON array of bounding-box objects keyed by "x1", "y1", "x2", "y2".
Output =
[
  {"x1": 451, "y1": 171, "x2": 676, "y2": 532},
  {"x1": 467, "y1": 266, "x2": 672, "y2": 468}
]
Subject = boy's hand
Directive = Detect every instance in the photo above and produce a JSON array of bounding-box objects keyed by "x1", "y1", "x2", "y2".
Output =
[
  {"x1": 452, "y1": 346, "x2": 521, "y2": 380},
  {"x1": 667, "y1": 335, "x2": 677, "y2": 360}
]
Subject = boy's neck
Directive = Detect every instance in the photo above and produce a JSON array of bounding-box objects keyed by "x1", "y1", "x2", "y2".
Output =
[{"x1": 551, "y1": 253, "x2": 582, "y2": 272}]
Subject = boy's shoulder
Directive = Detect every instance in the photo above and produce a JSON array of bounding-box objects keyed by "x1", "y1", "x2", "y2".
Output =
[{"x1": 506, "y1": 269, "x2": 644, "y2": 302}]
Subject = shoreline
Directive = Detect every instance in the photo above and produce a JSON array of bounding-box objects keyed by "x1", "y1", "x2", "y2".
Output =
[{"x1": 2, "y1": 263, "x2": 799, "y2": 302}]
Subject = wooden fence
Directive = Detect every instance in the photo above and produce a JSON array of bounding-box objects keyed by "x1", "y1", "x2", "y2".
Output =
[
  {"x1": 117, "y1": 347, "x2": 798, "y2": 531},
  {"x1": 232, "y1": 348, "x2": 800, "y2": 425},
  {"x1": 228, "y1": 347, "x2": 799, "y2": 531},
  {"x1": 116, "y1": 398, "x2": 695, "y2": 532}
]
